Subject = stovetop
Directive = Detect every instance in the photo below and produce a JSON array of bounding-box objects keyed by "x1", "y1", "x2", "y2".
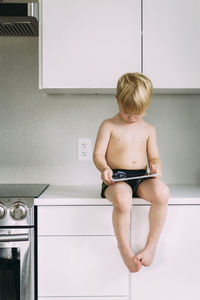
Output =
[
  {"x1": 0, "y1": 184, "x2": 49, "y2": 226},
  {"x1": 0, "y1": 184, "x2": 49, "y2": 198}
]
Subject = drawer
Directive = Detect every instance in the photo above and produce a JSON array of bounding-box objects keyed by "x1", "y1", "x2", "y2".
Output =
[
  {"x1": 38, "y1": 205, "x2": 114, "y2": 235},
  {"x1": 38, "y1": 297, "x2": 128, "y2": 300},
  {"x1": 38, "y1": 236, "x2": 128, "y2": 296}
]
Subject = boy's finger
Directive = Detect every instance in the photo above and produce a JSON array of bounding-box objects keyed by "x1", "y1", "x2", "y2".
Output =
[
  {"x1": 151, "y1": 166, "x2": 157, "y2": 174},
  {"x1": 108, "y1": 173, "x2": 113, "y2": 181}
]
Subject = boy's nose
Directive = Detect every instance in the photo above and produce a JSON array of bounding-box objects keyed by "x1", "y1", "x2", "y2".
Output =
[{"x1": 128, "y1": 116, "x2": 136, "y2": 121}]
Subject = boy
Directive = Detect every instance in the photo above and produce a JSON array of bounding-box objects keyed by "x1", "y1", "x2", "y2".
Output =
[{"x1": 93, "y1": 73, "x2": 170, "y2": 273}]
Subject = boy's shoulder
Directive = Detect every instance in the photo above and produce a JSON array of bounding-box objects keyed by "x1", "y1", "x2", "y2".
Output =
[
  {"x1": 142, "y1": 120, "x2": 155, "y2": 129},
  {"x1": 100, "y1": 116, "x2": 118, "y2": 127},
  {"x1": 142, "y1": 120, "x2": 157, "y2": 136},
  {"x1": 139, "y1": 120, "x2": 156, "y2": 137}
]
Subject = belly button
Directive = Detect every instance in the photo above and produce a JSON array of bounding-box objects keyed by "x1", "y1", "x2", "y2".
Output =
[{"x1": 132, "y1": 161, "x2": 136, "y2": 164}]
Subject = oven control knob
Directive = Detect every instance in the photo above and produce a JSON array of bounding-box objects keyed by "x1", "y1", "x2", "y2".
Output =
[
  {"x1": 0, "y1": 203, "x2": 6, "y2": 220},
  {"x1": 10, "y1": 203, "x2": 27, "y2": 220}
]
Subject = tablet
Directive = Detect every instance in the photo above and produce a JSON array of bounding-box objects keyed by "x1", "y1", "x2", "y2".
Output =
[{"x1": 112, "y1": 173, "x2": 158, "y2": 182}]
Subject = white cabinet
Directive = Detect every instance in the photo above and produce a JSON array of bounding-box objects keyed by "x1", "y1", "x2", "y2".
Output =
[
  {"x1": 38, "y1": 297, "x2": 126, "y2": 300},
  {"x1": 130, "y1": 205, "x2": 200, "y2": 300},
  {"x1": 143, "y1": 0, "x2": 200, "y2": 90},
  {"x1": 37, "y1": 198, "x2": 200, "y2": 299},
  {"x1": 38, "y1": 205, "x2": 114, "y2": 235},
  {"x1": 38, "y1": 236, "x2": 128, "y2": 297},
  {"x1": 39, "y1": 0, "x2": 141, "y2": 93},
  {"x1": 37, "y1": 206, "x2": 128, "y2": 298},
  {"x1": 39, "y1": 0, "x2": 200, "y2": 93}
]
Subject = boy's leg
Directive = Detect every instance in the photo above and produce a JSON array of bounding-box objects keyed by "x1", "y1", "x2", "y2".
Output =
[
  {"x1": 136, "y1": 179, "x2": 170, "y2": 266},
  {"x1": 105, "y1": 182, "x2": 141, "y2": 273}
]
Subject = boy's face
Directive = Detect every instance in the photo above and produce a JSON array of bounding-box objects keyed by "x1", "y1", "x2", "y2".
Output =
[{"x1": 118, "y1": 103, "x2": 145, "y2": 124}]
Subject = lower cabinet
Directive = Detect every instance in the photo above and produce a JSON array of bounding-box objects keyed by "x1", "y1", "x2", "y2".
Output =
[
  {"x1": 38, "y1": 203, "x2": 200, "y2": 299},
  {"x1": 131, "y1": 205, "x2": 200, "y2": 300},
  {"x1": 38, "y1": 236, "x2": 128, "y2": 297},
  {"x1": 39, "y1": 298, "x2": 128, "y2": 300},
  {"x1": 37, "y1": 205, "x2": 128, "y2": 298}
]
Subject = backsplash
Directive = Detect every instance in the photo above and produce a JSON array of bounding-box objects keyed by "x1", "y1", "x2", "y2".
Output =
[{"x1": 0, "y1": 38, "x2": 199, "y2": 184}]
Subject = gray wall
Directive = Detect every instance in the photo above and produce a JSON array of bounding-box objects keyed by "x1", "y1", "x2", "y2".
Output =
[{"x1": 0, "y1": 38, "x2": 200, "y2": 185}]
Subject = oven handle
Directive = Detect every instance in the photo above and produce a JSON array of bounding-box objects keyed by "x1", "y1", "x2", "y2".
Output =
[{"x1": 0, "y1": 233, "x2": 29, "y2": 242}]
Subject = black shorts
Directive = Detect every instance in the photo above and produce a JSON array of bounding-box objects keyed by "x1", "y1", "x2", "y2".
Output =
[{"x1": 101, "y1": 169, "x2": 147, "y2": 198}]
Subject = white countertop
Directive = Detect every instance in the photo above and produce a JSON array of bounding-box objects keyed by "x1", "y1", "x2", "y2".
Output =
[{"x1": 34, "y1": 184, "x2": 200, "y2": 205}]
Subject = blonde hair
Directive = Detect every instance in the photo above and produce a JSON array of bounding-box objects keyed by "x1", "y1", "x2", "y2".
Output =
[{"x1": 116, "y1": 72, "x2": 153, "y2": 113}]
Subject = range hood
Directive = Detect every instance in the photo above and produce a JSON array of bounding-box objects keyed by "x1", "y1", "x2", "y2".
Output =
[{"x1": 0, "y1": 2, "x2": 38, "y2": 36}]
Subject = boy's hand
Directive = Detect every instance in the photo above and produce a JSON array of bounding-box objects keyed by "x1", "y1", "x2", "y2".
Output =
[
  {"x1": 150, "y1": 164, "x2": 162, "y2": 179},
  {"x1": 101, "y1": 167, "x2": 114, "y2": 185}
]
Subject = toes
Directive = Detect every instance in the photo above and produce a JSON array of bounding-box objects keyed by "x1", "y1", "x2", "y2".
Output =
[
  {"x1": 135, "y1": 254, "x2": 142, "y2": 262},
  {"x1": 141, "y1": 258, "x2": 150, "y2": 267},
  {"x1": 131, "y1": 256, "x2": 142, "y2": 273},
  {"x1": 134, "y1": 257, "x2": 140, "y2": 264},
  {"x1": 134, "y1": 257, "x2": 142, "y2": 267},
  {"x1": 141, "y1": 260, "x2": 147, "y2": 266},
  {"x1": 141, "y1": 258, "x2": 145, "y2": 264}
]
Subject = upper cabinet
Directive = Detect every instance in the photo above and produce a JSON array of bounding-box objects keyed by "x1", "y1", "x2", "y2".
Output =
[
  {"x1": 39, "y1": 0, "x2": 200, "y2": 94},
  {"x1": 143, "y1": 0, "x2": 200, "y2": 92},
  {"x1": 39, "y1": 0, "x2": 141, "y2": 94}
]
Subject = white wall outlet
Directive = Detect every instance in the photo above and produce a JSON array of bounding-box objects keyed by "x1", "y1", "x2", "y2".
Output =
[{"x1": 78, "y1": 138, "x2": 92, "y2": 161}]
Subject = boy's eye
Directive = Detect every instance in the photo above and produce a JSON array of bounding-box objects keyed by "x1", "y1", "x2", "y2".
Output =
[
  {"x1": 124, "y1": 111, "x2": 131, "y2": 115},
  {"x1": 124, "y1": 112, "x2": 139, "y2": 117}
]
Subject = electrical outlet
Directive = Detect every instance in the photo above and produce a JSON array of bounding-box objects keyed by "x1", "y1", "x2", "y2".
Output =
[{"x1": 78, "y1": 138, "x2": 92, "y2": 161}]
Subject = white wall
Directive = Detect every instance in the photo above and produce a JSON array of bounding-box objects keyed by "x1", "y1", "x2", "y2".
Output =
[{"x1": 0, "y1": 38, "x2": 200, "y2": 185}]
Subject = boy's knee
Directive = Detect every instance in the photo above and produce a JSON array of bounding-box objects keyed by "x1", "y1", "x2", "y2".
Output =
[
  {"x1": 114, "y1": 194, "x2": 132, "y2": 212},
  {"x1": 153, "y1": 184, "x2": 170, "y2": 205}
]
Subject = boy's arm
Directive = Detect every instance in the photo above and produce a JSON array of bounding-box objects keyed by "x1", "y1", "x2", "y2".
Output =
[
  {"x1": 147, "y1": 125, "x2": 162, "y2": 178},
  {"x1": 93, "y1": 120, "x2": 113, "y2": 184}
]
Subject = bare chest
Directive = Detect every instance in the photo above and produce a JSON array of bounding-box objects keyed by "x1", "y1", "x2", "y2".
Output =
[{"x1": 109, "y1": 127, "x2": 148, "y2": 148}]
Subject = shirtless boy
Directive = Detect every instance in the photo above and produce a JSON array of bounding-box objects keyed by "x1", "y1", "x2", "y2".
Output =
[{"x1": 93, "y1": 73, "x2": 170, "y2": 273}]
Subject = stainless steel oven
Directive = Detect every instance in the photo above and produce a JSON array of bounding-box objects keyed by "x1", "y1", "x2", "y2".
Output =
[
  {"x1": 0, "y1": 184, "x2": 49, "y2": 300},
  {"x1": 0, "y1": 228, "x2": 34, "y2": 300}
]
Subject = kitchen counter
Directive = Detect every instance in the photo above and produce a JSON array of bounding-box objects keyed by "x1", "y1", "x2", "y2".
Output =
[{"x1": 34, "y1": 184, "x2": 200, "y2": 205}]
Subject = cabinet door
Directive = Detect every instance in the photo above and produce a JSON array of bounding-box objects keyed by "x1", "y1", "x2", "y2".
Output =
[
  {"x1": 38, "y1": 206, "x2": 114, "y2": 235},
  {"x1": 38, "y1": 236, "x2": 128, "y2": 297},
  {"x1": 38, "y1": 296, "x2": 128, "y2": 300},
  {"x1": 131, "y1": 205, "x2": 200, "y2": 300},
  {"x1": 40, "y1": 0, "x2": 141, "y2": 92},
  {"x1": 143, "y1": 0, "x2": 200, "y2": 89}
]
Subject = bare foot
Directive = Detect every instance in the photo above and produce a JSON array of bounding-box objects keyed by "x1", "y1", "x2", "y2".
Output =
[
  {"x1": 136, "y1": 245, "x2": 157, "y2": 267},
  {"x1": 118, "y1": 246, "x2": 142, "y2": 273}
]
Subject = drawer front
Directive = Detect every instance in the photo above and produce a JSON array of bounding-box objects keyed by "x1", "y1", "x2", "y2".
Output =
[
  {"x1": 38, "y1": 236, "x2": 128, "y2": 297},
  {"x1": 39, "y1": 298, "x2": 128, "y2": 300},
  {"x1": 38, "y1": 206, "x2": 114, "y2": 235}
]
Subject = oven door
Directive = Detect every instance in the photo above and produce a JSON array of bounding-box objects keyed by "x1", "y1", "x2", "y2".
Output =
[{"x1": 0, "y1": 228, "x2": 34, "y2": 300}]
